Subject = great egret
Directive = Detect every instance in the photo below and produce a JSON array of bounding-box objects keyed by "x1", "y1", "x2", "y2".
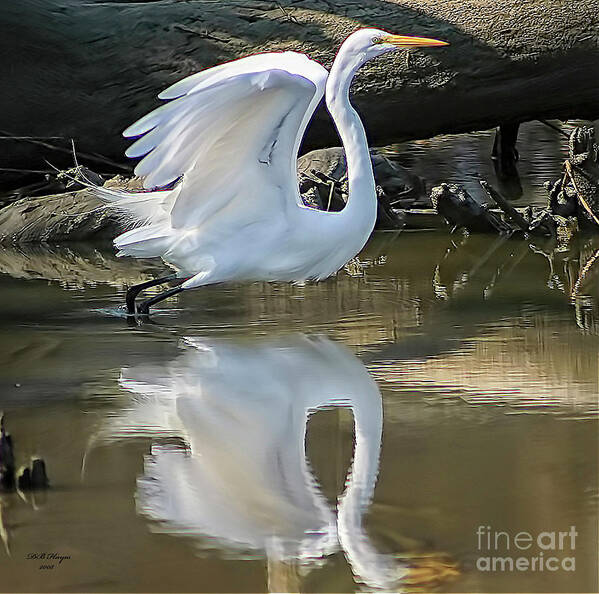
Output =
[
  {"x1": 95, "y1": 334, "x2": 410, "y2": 590},
  {"x1": 95, "y1": 29, "x2": 447, "y2": 314}
]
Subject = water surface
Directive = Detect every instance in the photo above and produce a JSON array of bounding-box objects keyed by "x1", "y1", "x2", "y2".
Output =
[
  {"x1": 0, "y1": 232, "x2": 597, "y2": 593},
  {"x1": 389, "y1": 119, "x2": 598, "y2": 205}
]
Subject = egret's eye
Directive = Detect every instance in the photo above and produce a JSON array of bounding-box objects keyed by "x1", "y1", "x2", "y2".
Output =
[{"x1": 372, "y1": 37, "x2": 383, "y2": 45}]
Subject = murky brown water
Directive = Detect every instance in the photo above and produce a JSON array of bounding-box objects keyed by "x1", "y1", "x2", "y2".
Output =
[{"x1": 0, "y1": 229, "x2": 597, "y2": 593}]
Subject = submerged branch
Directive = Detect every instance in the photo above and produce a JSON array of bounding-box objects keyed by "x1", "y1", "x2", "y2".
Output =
[{"x1": 480, "y1": 180, "x2": 530, "y2": 232}]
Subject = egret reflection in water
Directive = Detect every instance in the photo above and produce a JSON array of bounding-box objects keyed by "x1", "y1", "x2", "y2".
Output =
[{"x1": 96, "y1": 334, "x2": 408, "y2": 590}]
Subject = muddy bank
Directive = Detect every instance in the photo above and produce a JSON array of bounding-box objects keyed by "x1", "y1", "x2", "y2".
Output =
[
  {"x1": 0, "y1": 174, "x2": 147, "y2": 244},
  {"x1": 1, "y1": 0, "x2": 598, "y2": 184},
  {"x1": 0, "y1": 190, "x2": 120, "y2": 245}
]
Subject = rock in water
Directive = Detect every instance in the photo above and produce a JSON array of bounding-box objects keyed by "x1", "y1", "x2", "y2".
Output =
[
  {"x1": 431, "y1": 183, "x2": 511, "y2": 234},
  {"x1": 31, "y1": 459, "x2": 49, "y2": 490},
  {"x1": 0, "y1": 415, "x2": 49, "y2": 492},
  {"x1": 17, "y1": 467, "x2": 31, "y2": 491}
]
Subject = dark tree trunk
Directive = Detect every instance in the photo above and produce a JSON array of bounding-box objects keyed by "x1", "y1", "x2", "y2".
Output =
[{"x1": 1, "y1": 0, "x2": 598, "y2": 184}]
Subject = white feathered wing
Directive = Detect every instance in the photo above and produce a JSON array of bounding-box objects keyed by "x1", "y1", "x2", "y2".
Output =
[{"x1": 95, "y1": 53, "x2": 328, "y2": 275}]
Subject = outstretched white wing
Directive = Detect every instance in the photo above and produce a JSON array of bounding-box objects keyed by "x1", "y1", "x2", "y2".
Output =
[{"x1": 121, "y1": 52, "x2": 327, "y2": 230}]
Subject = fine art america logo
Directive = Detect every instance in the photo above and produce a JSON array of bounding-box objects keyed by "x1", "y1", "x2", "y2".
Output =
[{"x1": 476, "y1": 526, "x2": 577, "y2": 572}]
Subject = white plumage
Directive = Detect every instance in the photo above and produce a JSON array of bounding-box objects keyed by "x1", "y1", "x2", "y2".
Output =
[
  {"x1": 92, "y1": 29, "x2": 447, "y2": 310},
  {"x1": 94, "y1": 334, "x2": 410, "y2": 589}
]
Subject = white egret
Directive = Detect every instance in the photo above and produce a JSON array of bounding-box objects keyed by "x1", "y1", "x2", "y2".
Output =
[
  {"x1": 95, "y1": 334, "x2": 409, "y2": 590},
  {"x1": 94, "y1": 29, "x2": 447, "y2": 314}
]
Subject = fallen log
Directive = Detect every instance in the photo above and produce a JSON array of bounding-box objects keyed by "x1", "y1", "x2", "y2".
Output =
[{"x1": 1, "y1": 0, "x2": 598, "y2": 188}]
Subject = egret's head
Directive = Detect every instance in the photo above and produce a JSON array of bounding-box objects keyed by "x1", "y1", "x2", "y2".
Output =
[
  {"x1": 327, "y1": 28, "x2": 448, "y2": 105},
  {"x1": 342, "y1": 27, "x2": 448, "y2": 62}
]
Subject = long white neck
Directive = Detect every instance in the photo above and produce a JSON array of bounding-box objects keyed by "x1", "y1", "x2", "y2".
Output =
[
  {"x1": 336, "y1": 381, "x2": 409, "y2": 589},
  {"x1": 325, "y1": 48, "x2": 378, "y2": 233}
]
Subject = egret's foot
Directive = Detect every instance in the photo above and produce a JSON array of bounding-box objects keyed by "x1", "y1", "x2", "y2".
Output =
[
  {"x1": 125, "y1": 273, "x2": 178, "y2": 314},
  {"x1": 136, "y1": 286, "x2": 185, "y2": 315}
]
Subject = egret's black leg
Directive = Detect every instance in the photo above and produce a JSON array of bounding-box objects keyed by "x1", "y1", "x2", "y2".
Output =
[
  {"x1": 137, "y1": 286, "x2": 185, "y2": 316},
  {"x1": 126, "y1": 274, "x2": 177, "y2": 314}
]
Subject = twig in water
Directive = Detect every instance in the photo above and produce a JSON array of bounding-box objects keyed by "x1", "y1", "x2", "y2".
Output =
[
  {"x1": 480, "y1": 179, "x2": 530, "y2": 232},
  {"x1": 538, "y1": 119, "x2": 570, "y2": 139}
]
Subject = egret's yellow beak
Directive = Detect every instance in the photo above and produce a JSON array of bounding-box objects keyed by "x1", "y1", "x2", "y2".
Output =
[{"x1": 379, "y1": 34, "x2": 449, "y2": 48}]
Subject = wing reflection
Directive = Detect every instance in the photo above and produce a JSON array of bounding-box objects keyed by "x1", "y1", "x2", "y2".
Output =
[{"x1": 102, "y1": 334, "x2": 407, "y2": 590}]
